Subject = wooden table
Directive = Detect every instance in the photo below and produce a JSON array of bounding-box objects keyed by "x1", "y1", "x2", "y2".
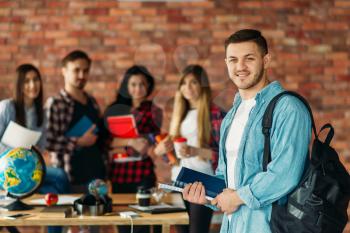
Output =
[{"x1": 0, "y1": 193, "x2": 189, "y2": 233}]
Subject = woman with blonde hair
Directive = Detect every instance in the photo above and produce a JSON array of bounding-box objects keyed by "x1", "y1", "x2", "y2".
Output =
[{"x1": 167, "y1": 64, "x2": 225, "y2": 233}]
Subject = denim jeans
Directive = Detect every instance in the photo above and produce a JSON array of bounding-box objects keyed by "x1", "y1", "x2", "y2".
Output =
[
  {"x1": 39, "y1": 167, "x2": 70, "y2": 194},
  {"x1": 38, "y1": 167, "x2": 70, "y2": 233}
]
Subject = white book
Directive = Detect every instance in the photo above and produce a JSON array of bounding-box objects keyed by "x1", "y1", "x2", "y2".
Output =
[
  {"x1": 158, "y1": 183, "x2": 214, "y2": 201},
  {"x1": 1, "y1": 121, "x2": 41, "y2": 149}
]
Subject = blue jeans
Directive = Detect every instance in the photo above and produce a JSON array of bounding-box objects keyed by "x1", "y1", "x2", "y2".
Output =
[
  {"x1": 38, "y1": 167, "x2": 70, "y2": 233},
  {"x1": 39, "y1": 167, "x2": 70, "y2": 194}
]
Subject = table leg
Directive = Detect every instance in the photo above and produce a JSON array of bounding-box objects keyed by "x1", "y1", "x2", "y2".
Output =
[{"x1": 162, "y1": 224, "x2": 170, "y2": 233}]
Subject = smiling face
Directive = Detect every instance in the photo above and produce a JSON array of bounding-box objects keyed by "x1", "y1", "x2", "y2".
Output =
[
  {"x1": 62, "y1": 58, "x2": 90, "y2": 90},
  {"x1": 127, "y1": 74, "x2": 148, "y2": 101},
  {"x1": 179, "y1": 74, "x2": 201, "y2": 103},
  {"x1": 225, "y1": 41, "x2": 270, "y2": 98},
  {"x1": 23, "y1": 70, "x2": 41, "y2": 102}
]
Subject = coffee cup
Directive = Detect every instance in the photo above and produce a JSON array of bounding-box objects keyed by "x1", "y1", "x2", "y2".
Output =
[
  {"x1": 174, "y1": 137, "x2": 187, "y2": 159},
  {"x1": 136, "y1": 187, "x2": 151, "y2": 207}
]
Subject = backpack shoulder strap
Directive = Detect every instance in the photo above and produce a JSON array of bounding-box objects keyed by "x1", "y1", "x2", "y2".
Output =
[{"x1": 262, "y1": 91, "x2": 317, "y2": 171}]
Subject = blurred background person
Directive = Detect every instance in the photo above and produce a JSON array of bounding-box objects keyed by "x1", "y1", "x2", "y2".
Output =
[
  {"x1": 0, "y1": 64, "x2": 69, "y2": 233},
  {"x1": 158, "y1": 64, "x2": 225, "y2": 233},
  {"x1": 104, "y1": 65, "x2": 162, "y2": 233}
]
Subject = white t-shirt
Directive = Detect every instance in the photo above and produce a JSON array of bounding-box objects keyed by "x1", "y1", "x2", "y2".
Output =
[
  {"x1": 171, "y1": 109, "x2": 214, "y2": 180},
  {"x1": 226, "y1": 98, "x2": 256, "y2": 220}
]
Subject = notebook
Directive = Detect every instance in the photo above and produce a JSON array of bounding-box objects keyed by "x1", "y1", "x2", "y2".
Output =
[
  {"x1": 65, "y1": 116, "x2": 98, "y2": 137},
  {"x1": 107, "y1": 115, "x2": 139, "y2": 138},
  {"x1": 39, "y1": 206, "x2": 73, "y2": 218},
  {"x1": 158, "y1": 167, "x2": 226, "y2": 201}
]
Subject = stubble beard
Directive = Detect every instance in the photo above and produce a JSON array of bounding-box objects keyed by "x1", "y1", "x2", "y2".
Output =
[{"x1": 233, "y1": 65, "x2": 265, "y2": 90}]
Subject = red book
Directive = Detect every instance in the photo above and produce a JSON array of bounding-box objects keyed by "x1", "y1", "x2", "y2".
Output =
[{"x1": 107, "y1": 115, "x2": 139, "y2": 138}]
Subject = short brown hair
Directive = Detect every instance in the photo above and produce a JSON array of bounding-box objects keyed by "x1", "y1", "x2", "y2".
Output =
[
  {"x1": 61, "y1": 50, "x2": 92, "y2": 67},
  {"x1": 225, "y1": 29, "x2": 268, "y2": 56}
]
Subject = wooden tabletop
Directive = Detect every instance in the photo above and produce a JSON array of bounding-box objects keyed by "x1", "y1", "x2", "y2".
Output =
[{"x1": 0, "y1": 193, "x2": 189, "y2": 227}]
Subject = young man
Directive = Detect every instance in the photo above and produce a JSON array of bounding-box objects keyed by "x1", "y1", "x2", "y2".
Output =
[
  {"x1": 183, "y1": 29, "x2": 312, "y2": 233},
  {"x1": 46, "y1": 50, "x2": 106, "y2": 192}
]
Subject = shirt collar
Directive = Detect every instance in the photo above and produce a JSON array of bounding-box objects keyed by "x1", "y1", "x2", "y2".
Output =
[
  {"x1": 60, "y1": 89, "x2": 90, "y2": 104},
  {"x1": 233, "y1": 81, "x2": 283, "y2": 106}
]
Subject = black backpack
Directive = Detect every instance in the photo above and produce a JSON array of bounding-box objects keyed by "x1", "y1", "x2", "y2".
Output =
[{"x1": 262, "y1": 91, "x2": 350, "y2": 233}]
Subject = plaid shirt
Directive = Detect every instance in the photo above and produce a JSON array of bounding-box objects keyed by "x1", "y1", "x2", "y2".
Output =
[
  {"x1": 208, "y1": 104, "x2": 226, "y2": 170},
  {"x1": 45, "y1": 89, "x2": 102, "y2": 180},
  {"x1": 109, "y1": 100, "x2": 162, "y2": 184}
]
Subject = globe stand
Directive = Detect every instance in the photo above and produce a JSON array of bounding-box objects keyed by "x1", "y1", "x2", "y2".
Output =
[{"x1": 4, "y1": 198, "x2": 33, "y2": 211}]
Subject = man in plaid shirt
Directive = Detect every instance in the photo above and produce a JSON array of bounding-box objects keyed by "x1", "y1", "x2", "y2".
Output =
[{"x1": 46, "y1": 50, "x2": 107, "y2": 191}]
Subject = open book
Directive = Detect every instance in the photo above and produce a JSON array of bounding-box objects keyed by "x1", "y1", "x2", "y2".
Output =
[{"x1": 158, "y1": 167, "x2": 226, "y2": 201}]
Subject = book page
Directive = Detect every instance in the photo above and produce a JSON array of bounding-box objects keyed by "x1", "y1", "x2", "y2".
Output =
[{"x1": 1, "y1": 121, "x2": 41, "y2": 149}]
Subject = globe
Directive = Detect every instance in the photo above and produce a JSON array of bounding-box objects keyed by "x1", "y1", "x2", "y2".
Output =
[
  {"x1": 88, "y1": 179, "x2": 108, "y2": 198},
  {"x1": 0, "y1": 147, "x2": 46, "y2": 210}
]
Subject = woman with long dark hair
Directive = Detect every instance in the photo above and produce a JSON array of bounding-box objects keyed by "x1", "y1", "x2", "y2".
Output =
[
  {"x1": 105, "y1": 65, "x2": 162, "y2": 233},
  {"x1": 0, "y1": 64, "x2": 69, "y2": 233}
]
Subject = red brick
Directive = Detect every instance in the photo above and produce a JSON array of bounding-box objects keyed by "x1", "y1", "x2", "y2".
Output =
[
  {"x1": 12, "y1": 9, "x2": 34, "y2": 16},
  {"x1": 47, "y1": 1, "x2": 68, "y2": 8},
  {"x1": 45, "y1": 31, "x2": 67, "y2": 39},
  {"x1": 132, "y1": 23, "x2": 155, "y2": 31},
  {"x1": 326, "y1": 52, "x2": 348, "y2": 60},
  {"x1": 177, "y1": 38, "x2": 200, "y2": 45},
  {"x1": 182, "y1": 9, "x2": 203, "y2": 16},
  {"x1": 302, "y1": 22, "x2": 325, "y2": 30},
  {"x1": 115, "y1": 60, "x2": 134, "y2": 69},
  {"x1": 28, "y1": 38, "x2": 54, "y2": 45},
  {"x1": 96, "y1": 1, "x2": 118, "y2": 8},
  {"x1": 118, "y1": 2, "x2": 142, "y2": 9},
  {"x1": 69, "y1": 31, "x2": 93, "y2": 37},
  {"x1": 0, "y1": 2, "x2": 18, "y2": 7},
  {"x1": 110, "y1": 9, "x2": 132, "y2": 16},
  {"x1": 326, "y1": 22, "x2": 349, "y2": 30},
  {"x1": 0, "y1": 8, "x2": 10, "y2": 16},
  {"x1": 238, "y1": 1, "x2": 262, "y2": 8},
  {"x1": 134, "y1": 9, "x2": 157, "y2": 16},
  {"x1": 84, "y1": 8, "x2": 109, "y2": 15},
  {"x1": 55, "y1": 38, "x2": 79, "y2": 46},
  {"x1": 0, "y1": 23, "x2": 10, "y2": 30},
  {"x1": 188, "y1": 1, "x2": 215, "y2": 8},
  {"x1": 104, "y1": 38, "x2": 128, "y2": 46},
  {"x1": 335, "y1": 0, "x2": 350, "y2": 7}
]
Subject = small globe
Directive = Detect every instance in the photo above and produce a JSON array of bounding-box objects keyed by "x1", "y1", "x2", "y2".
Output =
[
  {"x1": 88, "y1": 179, "x2": 108, "y2": 197},
  {"x1": 0, "y1": 147, "x2": 46, "y2": 210}
]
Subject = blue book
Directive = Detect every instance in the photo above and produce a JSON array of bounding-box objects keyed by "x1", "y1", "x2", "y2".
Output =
[
  {"x1": 158, "y1": 167, "x2": 226, "y2": 200},
  {"x1": 65, "y1": 116, "x2": 98, "y2": 137}
]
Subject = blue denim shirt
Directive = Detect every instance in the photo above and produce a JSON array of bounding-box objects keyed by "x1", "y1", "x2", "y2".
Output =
[{"x1": 215, "y1": 81, "x2": 311, "y2": 233}]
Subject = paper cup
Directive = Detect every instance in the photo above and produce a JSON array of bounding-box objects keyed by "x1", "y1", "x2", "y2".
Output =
[{"x1": 174, "y1": 137, "x2": 187, "y2": 158}]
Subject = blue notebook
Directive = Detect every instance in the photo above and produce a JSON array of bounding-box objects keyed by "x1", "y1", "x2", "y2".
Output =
[
  {"x1": 65, "y1": 116, "x2": 98, "y2": 137},
  {"x1": 176, "y1": 167, "x2": 226, "y2": 199},
  {"x1": 158, "y1": 167, "x2": 226, "y2": 200}
]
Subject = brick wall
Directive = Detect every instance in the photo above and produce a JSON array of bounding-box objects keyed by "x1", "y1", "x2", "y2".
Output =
[{"x1": 0, "y1": 0, "x2": 349, "y2": 230}]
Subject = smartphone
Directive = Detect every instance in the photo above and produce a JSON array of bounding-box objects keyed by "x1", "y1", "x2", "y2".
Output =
[{"x1": 4, "y1": 213, "x2": 30, "y2": 220}]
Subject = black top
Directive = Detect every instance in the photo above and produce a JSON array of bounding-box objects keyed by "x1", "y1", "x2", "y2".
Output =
[{"x1": 67, "y1": 98, "x2": 106, "y2": 185}]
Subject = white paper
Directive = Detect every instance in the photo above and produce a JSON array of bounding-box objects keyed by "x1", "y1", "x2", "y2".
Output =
[
  {"x1": 29, "y1": 195, "x2": 79, "y2": 205},
  {"x1": 1, "y1": 121, "x2": 41, "y2": 149}
]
